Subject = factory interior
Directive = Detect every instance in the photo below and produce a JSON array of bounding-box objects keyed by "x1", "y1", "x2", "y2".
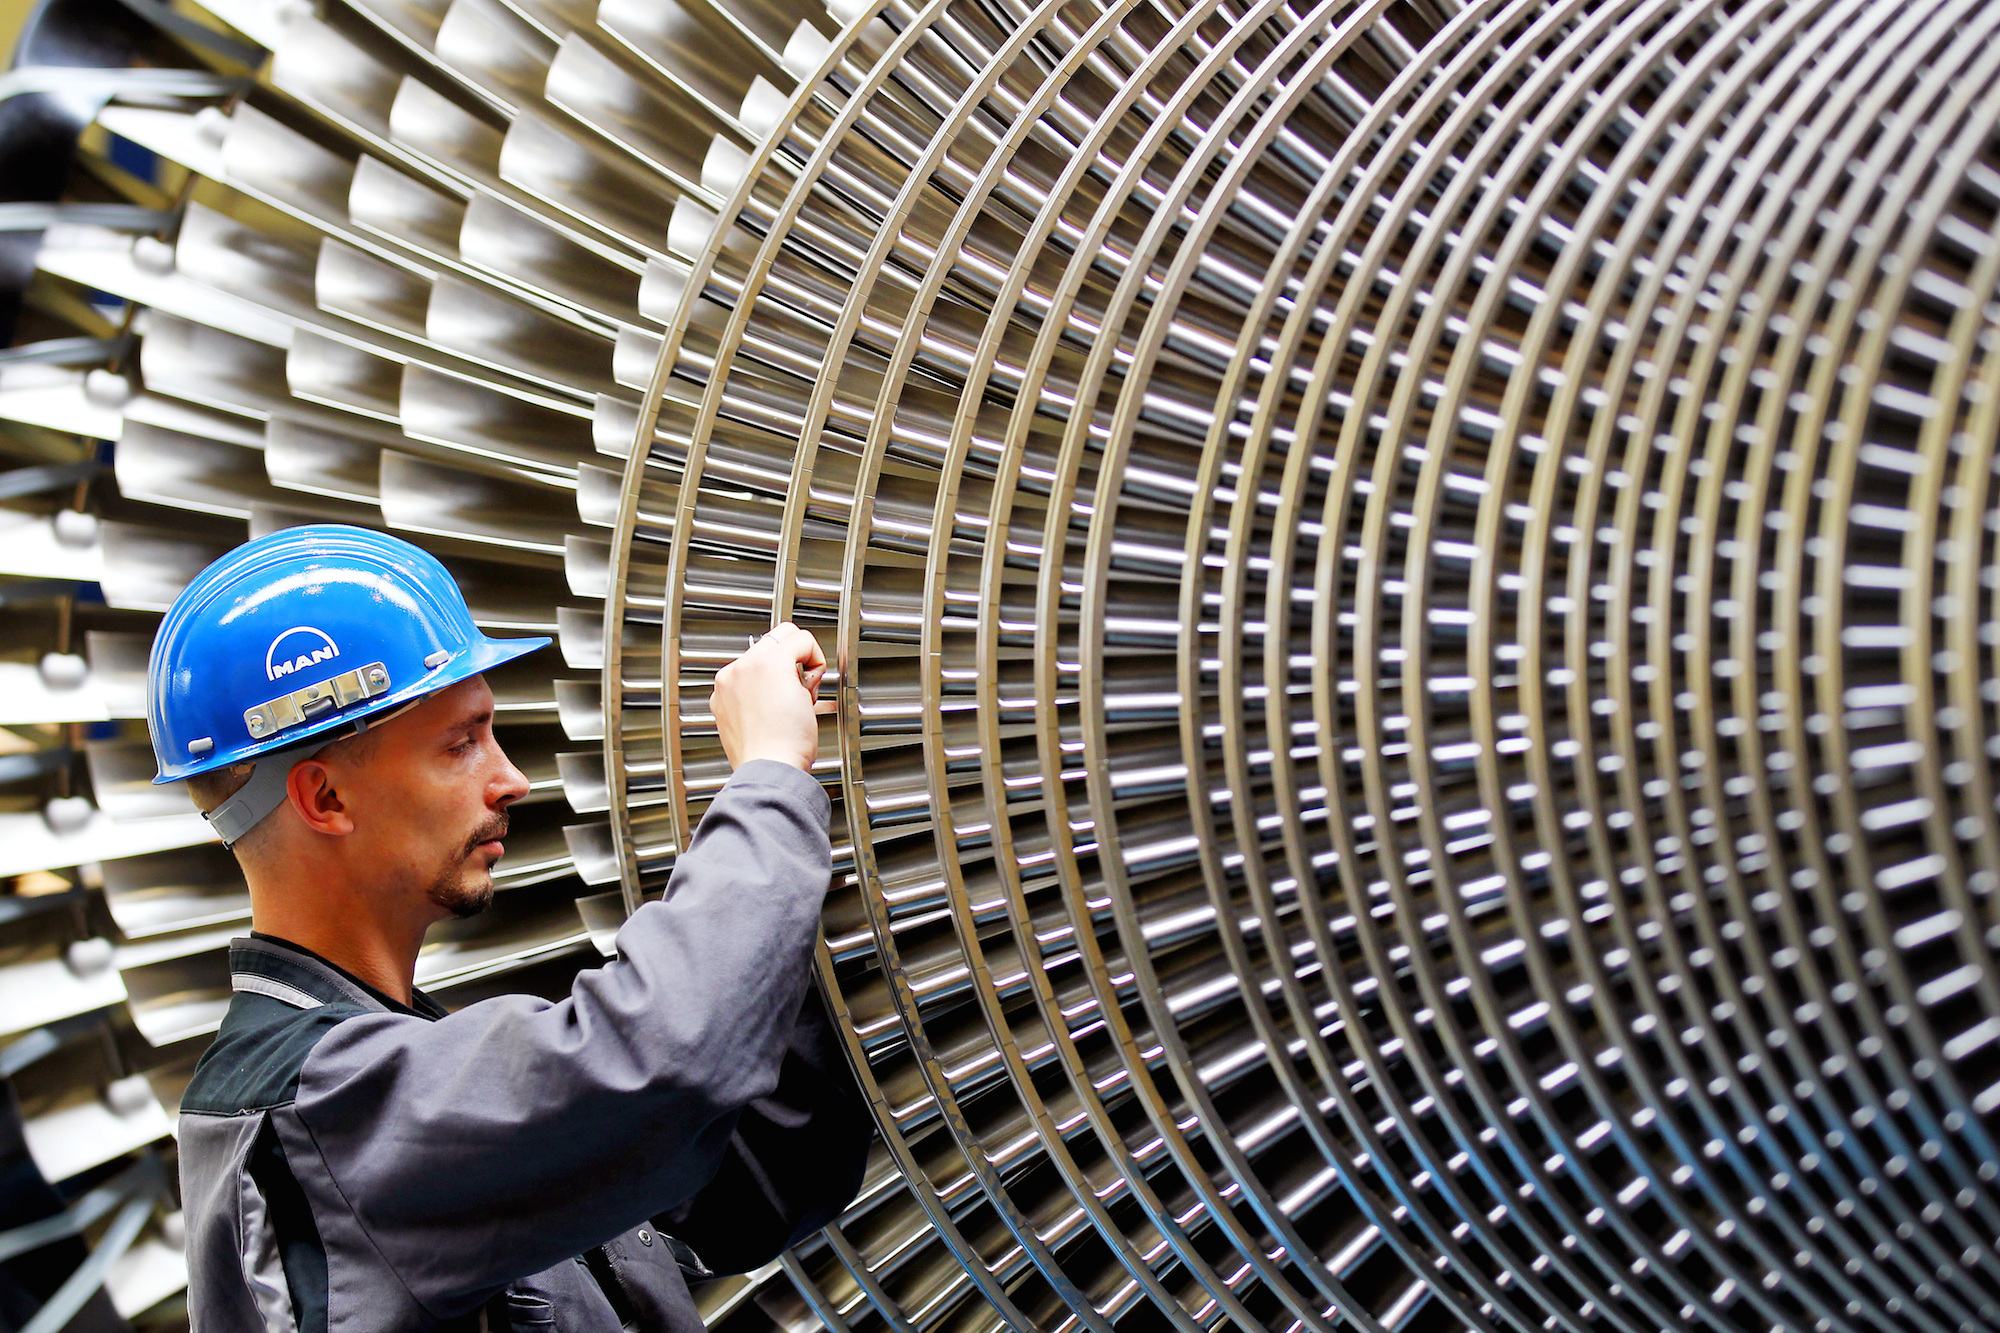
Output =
[{"x1": 2, "y1": 0, "x2": 1999, "y2": 1329}]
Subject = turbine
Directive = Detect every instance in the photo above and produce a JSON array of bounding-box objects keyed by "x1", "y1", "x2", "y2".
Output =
[{"x1": 2, "y1": 0, "x2": 1999, "y2": 1330}]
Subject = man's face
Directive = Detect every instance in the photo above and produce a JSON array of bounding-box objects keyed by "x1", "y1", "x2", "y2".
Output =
[{"x1": 323, "y1": 675, "x2": 529, "y2": 921}]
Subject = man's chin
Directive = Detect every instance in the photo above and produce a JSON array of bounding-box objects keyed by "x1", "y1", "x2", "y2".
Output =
[
  {"x1": 429, "y1": 871, "x2": 495, "y2": 920},
  {"x1": 444, "y1": 888, "x2": 490, "y2": 920},
  {"x1": 444, "y1": 886, "x2": 493, "y2": 920}
]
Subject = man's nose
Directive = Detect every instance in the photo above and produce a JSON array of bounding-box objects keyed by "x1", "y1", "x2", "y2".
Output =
[{"x1": 491, "y1": 746, "x2": 531, "y2": 807}]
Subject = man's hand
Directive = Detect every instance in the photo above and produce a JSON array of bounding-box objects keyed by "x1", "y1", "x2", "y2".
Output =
[{"x1": 713, "y1": 623, "x2": 828, "y2": 771}]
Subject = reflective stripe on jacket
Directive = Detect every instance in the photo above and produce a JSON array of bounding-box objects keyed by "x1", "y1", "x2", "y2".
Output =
[{"x1": 177, "y1": 760, "x2": 871, "y2": 1333}]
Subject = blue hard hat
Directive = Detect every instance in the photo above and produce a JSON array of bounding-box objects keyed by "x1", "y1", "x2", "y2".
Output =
[{"x1": 147, "y1": 525, "x2": 549, "y2": 840}]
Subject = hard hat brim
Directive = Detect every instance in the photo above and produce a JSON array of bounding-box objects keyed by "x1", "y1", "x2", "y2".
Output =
[{"x1": 151, "y1": 632, "x2": 551, "y2": 784}]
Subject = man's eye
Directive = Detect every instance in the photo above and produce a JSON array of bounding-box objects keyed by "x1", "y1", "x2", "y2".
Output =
[{"x1": 452, "y1": 735, "x2": 478, "y2": 754}]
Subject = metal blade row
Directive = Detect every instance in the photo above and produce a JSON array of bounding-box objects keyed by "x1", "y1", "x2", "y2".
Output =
[{"x1": 601, "y1": 0, "x2": 2000, "y2": 1330}]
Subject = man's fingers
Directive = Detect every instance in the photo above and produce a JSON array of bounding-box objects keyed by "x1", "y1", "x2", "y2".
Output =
[
  {"x1": 782, "y1": 625, "x2": 826, "y2": 670},
  {"x1": 730, "y1": 624, "x2": 826, "y2": 708},
  {"x1": 755, "y1": 623, "x2": 825, "y2": 670}
]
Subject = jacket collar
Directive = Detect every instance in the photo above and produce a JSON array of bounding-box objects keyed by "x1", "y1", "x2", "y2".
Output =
[{"x1": 228, "y1": 934, "x2": 444, "y2": 1018}]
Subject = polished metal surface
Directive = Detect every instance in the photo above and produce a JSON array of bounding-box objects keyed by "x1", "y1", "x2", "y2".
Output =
[{"x1": 4, "y1": 0, "x2": 2000, "y2": 1329}]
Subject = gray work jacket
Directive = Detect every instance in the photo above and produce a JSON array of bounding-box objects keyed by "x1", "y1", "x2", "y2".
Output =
[{"x1": 176, "y1": 761, "x2": 870, "y2": 1333}]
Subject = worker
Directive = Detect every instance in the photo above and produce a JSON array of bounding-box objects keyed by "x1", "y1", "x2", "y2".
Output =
[{"x1": 150, "y1": 525, "x2": 871, "y2": 1333}]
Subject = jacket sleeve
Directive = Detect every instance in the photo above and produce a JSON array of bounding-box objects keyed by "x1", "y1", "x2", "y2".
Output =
[
  {"x1": 276, "y1": 760, "x2": 833, "y2": 1317},
  {"x1": 653, "y1": 979, "x2": 873, "y2": 1275}
]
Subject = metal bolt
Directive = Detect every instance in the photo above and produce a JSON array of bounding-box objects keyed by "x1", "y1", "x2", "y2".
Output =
[
  {"x1": 636, "y1": 1230, "x2": 652, "y2": 1247},
  {"x1": 248, "y1": 716, "x2": 265, "y2": 735}
]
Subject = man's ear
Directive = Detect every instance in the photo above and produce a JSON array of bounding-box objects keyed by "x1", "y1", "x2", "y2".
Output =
[{"x1": 286, "y1": 759, "x2": 355, "y2": 837}]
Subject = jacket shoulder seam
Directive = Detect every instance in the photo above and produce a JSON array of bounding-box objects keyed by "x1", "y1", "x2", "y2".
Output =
[{"x1": 178, "y1": 1096, "x2": 286, "y2": 1112}]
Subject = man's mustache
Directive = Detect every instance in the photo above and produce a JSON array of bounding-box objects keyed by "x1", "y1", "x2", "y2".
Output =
[{"x1": 464, "y1": 813, "x2": 510, "y2": 857}]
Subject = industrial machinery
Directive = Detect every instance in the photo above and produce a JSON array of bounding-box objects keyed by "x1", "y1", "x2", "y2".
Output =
[{"x1": 2, "y1": 0, "x2": 1998, "y2": 1330}]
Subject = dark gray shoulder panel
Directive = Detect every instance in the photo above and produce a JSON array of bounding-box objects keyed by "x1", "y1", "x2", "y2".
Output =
[{"x1": 182, "y1": 993, "x2": 369, "y2": 1115}]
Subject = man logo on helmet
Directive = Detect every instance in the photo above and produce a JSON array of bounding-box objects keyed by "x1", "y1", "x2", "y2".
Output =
[{"x1": 266, "y1": 626, "x2": 341, "y2": 681}]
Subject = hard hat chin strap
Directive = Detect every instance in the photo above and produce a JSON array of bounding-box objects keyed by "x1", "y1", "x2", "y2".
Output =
[
  {"x1": 204, "y1": 740, "x2": 317, "y2": 847},
  {"x1": 202, "y1": 697, "x2": 424, "y2": 848}
]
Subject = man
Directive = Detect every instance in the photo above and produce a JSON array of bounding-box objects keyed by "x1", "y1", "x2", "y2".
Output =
[{"x1": 152, "y1": 525, "x2": 871, "y2": 1333}]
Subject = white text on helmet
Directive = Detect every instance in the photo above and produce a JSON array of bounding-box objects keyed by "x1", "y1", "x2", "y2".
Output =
[{"x1": 266, "y1": 627, "x2": 342, "y2": 681}]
